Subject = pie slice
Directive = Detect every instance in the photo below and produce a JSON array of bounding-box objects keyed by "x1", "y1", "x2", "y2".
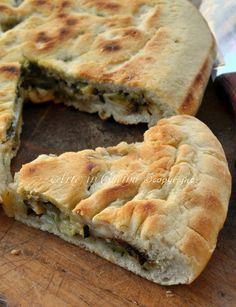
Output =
[{"x1": 2, "y1": 115, "x2": 231, "y2": 285}]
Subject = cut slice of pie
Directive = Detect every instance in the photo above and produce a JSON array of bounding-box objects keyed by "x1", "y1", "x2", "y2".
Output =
[{"x1": 2, "y1": 115, "x2": 231, "y2": 285}]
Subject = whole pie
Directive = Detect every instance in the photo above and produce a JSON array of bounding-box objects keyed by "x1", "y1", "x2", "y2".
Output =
[{"x1": 0, "y1": 0, "x2": 231, "y2": 286}]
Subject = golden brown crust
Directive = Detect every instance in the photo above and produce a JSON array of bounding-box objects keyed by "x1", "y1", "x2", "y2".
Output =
[
  {"x1": 0, "y1": 0, "x2": 215, "y2": 126},
  {"x1": 10, "y1": 115, "x2": 231, "y2": 282},
  {"x1": 0, "y1": 62, "x2": 20, "y2": 142},
  {"x1": 178, "y1": 39, "x2": 216, "y2": 115}
]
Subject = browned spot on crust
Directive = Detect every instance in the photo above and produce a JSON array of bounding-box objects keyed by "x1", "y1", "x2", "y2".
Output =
[
  {"x1": 194, "y1": 58, "x2": 209, "y2": 87},
  {"x1": 194, "y1": 73, "x2": 202, "y2": 86},
  {"x1": 61, "y1": 0, "x2": 71, "y2": 8},
  {"x1": 93, "y1": 1, "x2": 121, "y2": 11},
  {"x1": 123, "y1": 29, "x2": 141, "y2": 38},
  {"x1": 36, "y1": 31, "x2": 50, "y2": 43},
  {"x1": 106, "y1": 16, "x2": 132, "y2": 28},
  {"x1": 0, "y1": 65, "x2": 18, "y2": 75},
  {"x1": 57, "y1": 12, "x2": 67, "y2": 18},
  {"x1": 35, "y1": 31, "x2": 56, "y2": 51},
  {"x1": 59, "y1": 27, "x2": 70, "y2": 38},
  {"x1": 107, "y1": 183, "x2": 131, "y2": 194},
  {"x1": 101, "y1": 69, "x2": 137, "y2": 84},
  {"x1": 179, "y1": 58, "x2": 210, "y2": 114},
  {"x1": 141, "y1": 202, "x2": 157, "y2": 213},
  {"x1": 27, "y1": 166, "x2": 37, "y2": 175},
  {"x1": 0, "y1": 5, "x2": 11, "y2": 12},
  {"x1": 0, "y1": 65, "x2": 19, "y2": 80},
  {"x1": 103, "y1": 2, "x2": 120, "y2": 10},
  {"x1": 144, "y1": 56, "x2": 154, "y2": 62},
  {"x1": 180, "y1": 93, "x2": 194, "y2": 113},
  {"x1": 87, "y1": 162, "x2": 97, "y2": 171},
  {"x1": 66, "y1": 18, "x2": 78, "y2": 26},
  {"x1": 203, "y1": 194, "x2": 224, "y2": 213},
  {"x1": 34, "y1": 0, "x2": 46, "y2": 6},
  {"x1": 101, "y1": 41, "x2": 121, "y2": 52}
]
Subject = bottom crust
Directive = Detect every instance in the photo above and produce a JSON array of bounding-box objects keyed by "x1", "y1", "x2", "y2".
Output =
[{"x1": 13, "y1": 213, "x2": 191, "y2": 286}]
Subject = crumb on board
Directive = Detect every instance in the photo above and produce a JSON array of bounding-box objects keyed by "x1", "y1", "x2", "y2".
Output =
[
  {"x1": 166, "y1": 290, "x2": 175, "y2": 298},
  {"x1": 10, "y1": 249, "x2": 21, "y2": 256}
]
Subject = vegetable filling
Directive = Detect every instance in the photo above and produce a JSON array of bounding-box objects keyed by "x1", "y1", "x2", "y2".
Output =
[
  {"x1": 22, "y1": 63, "x2": 148, "y2": 116},
  {"x1": 24, "y1": 200, "x2": 154, "y2": 268}
]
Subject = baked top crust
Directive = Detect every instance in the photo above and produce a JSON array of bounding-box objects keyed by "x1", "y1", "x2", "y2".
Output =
[
  {"x1": 0, "y1": 0, "x2": 216, "y2": 130},
  {"x1": 8, "y1": 115, "x2": 231, "y2": 281}
]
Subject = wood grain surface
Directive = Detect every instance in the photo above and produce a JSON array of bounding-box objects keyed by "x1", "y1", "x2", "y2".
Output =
[{"x1": 0, "y1": 81, "x2": 235, "y2": 306}]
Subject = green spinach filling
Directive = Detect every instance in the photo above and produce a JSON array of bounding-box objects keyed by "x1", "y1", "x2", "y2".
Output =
[{"x1": 22, "y1": 63, "x2": 146, "y2": 114}]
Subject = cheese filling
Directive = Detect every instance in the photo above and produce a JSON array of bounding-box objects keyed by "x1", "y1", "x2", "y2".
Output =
[{"x1": 23, "y1": 199, "x2": 154, "y2": 269}]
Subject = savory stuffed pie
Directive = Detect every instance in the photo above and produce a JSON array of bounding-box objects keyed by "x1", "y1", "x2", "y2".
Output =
[
  {"x1": 3, "y1": 116, "x2": 231, "y2": 285},
  {"x1": 0, "y1": 0, "x2": 230, "y2": 286}
]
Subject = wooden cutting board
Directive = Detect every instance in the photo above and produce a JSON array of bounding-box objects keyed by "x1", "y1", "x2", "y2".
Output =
[{"x1": 0, "y1": 81, "x2": 235, "y2": 306}]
